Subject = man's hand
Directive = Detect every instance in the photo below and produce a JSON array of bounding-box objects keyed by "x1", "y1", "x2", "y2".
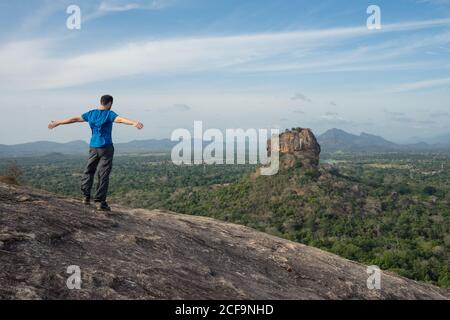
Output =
[
  {"x1": 134, "y1": 121, "x2": 144, "y2": 130},
  {"x1": 48, "y1": 121, "x2": 59, "y2": 129}
]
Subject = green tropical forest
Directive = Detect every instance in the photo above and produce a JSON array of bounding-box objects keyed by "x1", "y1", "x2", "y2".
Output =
[{"x1": 1, "y1": 152, "x2": 449, "y2": 289}]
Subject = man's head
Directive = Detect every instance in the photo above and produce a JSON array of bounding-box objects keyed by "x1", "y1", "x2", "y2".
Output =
[{"x1": 100, "y1": 95, "x2": 114, "y2": 109}]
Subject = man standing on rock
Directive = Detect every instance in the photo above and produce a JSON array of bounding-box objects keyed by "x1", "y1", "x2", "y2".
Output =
[{"x1": 48, "y1": 95, "x2": 144, "y2": 211}]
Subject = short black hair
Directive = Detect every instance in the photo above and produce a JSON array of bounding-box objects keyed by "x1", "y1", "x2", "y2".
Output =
[{"x1": 100, "y1": 95, "x2": 113, "y2": 106}]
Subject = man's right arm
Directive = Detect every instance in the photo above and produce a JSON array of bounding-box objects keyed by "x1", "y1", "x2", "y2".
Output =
[{"x1": 48, "y1": 116, "x2": 85, "y2": 129}]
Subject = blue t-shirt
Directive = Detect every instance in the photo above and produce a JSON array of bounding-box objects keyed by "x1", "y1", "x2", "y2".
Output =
[{"x1": 82, "y1": 109, "x2": 118, "y2": 148}]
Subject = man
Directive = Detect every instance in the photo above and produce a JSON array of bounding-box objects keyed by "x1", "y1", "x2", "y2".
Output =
[{"x1": 48, "y1": 95, "x2": 144, "y2": 211}]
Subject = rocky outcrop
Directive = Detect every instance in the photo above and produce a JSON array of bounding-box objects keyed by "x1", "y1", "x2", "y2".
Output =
[
  {"x1": 0, "y1": 176, "x2": 18, "y2": 185},
  {"x1": 0, "y1": 182, "x2": 448, "y2": 300},
  {"x1": 268, "y1": 128, "x2": 321, "y2": 170}
]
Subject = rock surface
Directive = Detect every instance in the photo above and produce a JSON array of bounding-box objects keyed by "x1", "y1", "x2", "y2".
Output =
[
  {"x1": 0, "y1": 182, "x2": 448, "y2": 300},
  {"x1": 268, "y1": 128, "x2": 321, "y2": 170}
]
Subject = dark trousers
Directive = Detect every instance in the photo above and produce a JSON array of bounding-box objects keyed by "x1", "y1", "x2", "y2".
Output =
[{"x1": 80, "y1": 145, "x2": 114, "y2": 202}]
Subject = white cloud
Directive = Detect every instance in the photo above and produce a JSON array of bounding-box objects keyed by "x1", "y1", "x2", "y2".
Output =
[
  {"x1": 99, "y1": 3, "x2": 141, "y2": 12},
  {"x1": 19, "y1": 1, "x2": 67, "y2": 31},
  {"x1": 98, "y1": 0, "x2": 173, "y2": 12},
  {"x1": 384, "y1": 17, "x2": 450, "y2": 31},
  {"x1": 158, "y1": 104, "x2": 191, "y2": 112},
  {"x1": 394, "y1": 77, "x2": 450, "y2": 92},
  {"x1": 1, "y1": 17, "x2": 450, "y2": 91},
  {"x1": 291, "y1": 93, "x2": 312, "y2": 102}
]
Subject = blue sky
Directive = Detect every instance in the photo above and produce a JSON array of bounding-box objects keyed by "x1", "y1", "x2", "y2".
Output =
[{"x1": 0, "y1": 0, "x2": 450, "y2": 144}]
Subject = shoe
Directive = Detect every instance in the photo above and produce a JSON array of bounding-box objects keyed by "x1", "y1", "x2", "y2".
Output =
[
  {"x1": 97, "y1": 201, "x2": 111, "y2": 212},
  {"x1": 83, "y1": 197, "x2": 91, "y2": 205}
]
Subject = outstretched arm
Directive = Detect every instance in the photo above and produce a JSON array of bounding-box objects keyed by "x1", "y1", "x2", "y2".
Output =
[
  {"x1": 48, "y1": 116, "x2": 84, "y2": 129},
  {"x1": 114, "y1": 116, "x2": 144, "y2": 129}
]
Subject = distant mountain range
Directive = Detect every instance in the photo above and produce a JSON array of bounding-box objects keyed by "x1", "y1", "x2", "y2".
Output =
[
  {"x1": 317, "y1": 129, "x2": 397, "y2": 152},
  {"x1": 317, "y1": 128, "x2": 450, "y2": 153},
  {"x1": 426, "y1": 132, "x2": 450, "y2": 145},
  {"x1": 0, "y1": 139, "x2": 176, "y2": 158},
  {"x1": 0, "y1": 141, "x2": 89, "y2": 158},
  {"x1": 1, "y1": 129, "x2": 450, "y2": 158}
]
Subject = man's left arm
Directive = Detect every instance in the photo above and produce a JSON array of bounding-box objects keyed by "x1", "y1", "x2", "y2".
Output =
[
  {"x1": 114, "y1": 116, "x2": 144, "y2": 129},
  {"x1": 48, "y1": 116, "x2": 85, "y2": 129}
]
